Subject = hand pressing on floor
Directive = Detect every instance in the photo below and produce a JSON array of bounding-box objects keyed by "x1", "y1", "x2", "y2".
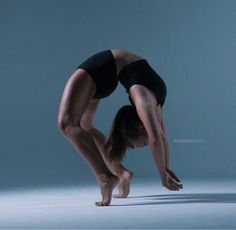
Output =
[
  {"x1": 161, "y1": 171, "x2": 183, "y2": 191},
  {"x1": 166, "y1": 167, "x2": 181, "y2": 183}
]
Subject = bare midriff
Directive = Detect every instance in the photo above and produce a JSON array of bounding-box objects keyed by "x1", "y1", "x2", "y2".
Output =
[{"x1": 110, "y1": 49, "x2": 144, "y2": 77}]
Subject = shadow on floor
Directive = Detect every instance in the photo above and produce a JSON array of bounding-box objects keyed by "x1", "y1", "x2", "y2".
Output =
[{"x1": 111, "y1": 193, "x2": 236, "y2": 206}]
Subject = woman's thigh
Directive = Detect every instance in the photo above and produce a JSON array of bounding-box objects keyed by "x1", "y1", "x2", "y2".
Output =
[{"x1": 57, "y1": 69, "x2": 97, "y2": 127}]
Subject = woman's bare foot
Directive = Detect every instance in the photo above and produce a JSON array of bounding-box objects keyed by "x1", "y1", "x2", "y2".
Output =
[
  {"x1": 95, "y1": 175, "x2": 118, "y2": 207},
  {"x1": 113, "y1": 170, "x2": 133, "y2": 198}
]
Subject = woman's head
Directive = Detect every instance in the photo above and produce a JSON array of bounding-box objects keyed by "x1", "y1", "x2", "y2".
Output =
[{"x1": 104, "y1": 105, "x2": 148, "y2": 162}]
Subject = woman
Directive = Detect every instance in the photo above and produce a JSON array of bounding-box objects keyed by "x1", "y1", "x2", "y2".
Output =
[{"x1": 57, "y1": 49, "x2": 183, "y2": 207}]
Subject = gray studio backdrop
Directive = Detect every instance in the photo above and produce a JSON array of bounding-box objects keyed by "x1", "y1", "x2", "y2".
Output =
[{"x1": 0, "y1": 0, "x2": 235, "y2": 190}]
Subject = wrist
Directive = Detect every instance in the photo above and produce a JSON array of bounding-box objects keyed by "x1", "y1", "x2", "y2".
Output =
[
  {"x1": 160, "y1": 170, "x2": 168, "y2": 179},
  {"x1": 165, "y1": 166, "x2": 170, "y2": 171}
]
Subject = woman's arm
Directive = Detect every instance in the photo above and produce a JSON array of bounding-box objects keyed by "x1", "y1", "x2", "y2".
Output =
[
  {"x1": 132, "y1": 87, "x2": 182, "y2": 190},
  {"x1": 159, "y1": 112, "x2": 170, "y2": 169},
  {"x1": 159, "y1": 109, "x2": 181, "y2": 183},
  {"x1": 154, "y1": 105, "x2": 170, "y2": 169},
  {"x1": 136, "y1": 101, "x2": 182, "y2": 190},
  {"x1": 135, "y1": 101, "x2": 167, "y2": 178}
]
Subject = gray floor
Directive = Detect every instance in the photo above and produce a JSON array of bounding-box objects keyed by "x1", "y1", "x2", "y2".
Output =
[{"x1": 0, "y1": 178, "x2": 235, "y2": 229}]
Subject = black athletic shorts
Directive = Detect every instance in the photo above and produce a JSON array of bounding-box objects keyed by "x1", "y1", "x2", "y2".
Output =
[{"x1": 77, "y1": 49, "x2": 118, "y2": 98}]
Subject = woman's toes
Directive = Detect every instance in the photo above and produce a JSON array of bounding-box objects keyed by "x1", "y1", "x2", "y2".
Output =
[
  {"x1": 95, "y1": 200, "x2": 110, "y2": 206},
  {"x1": 113, "y1": 193, "x2": 126, "y2": 198},
  {"x1": 95, "y1": 201, "x2": 102, "y2": 206}
]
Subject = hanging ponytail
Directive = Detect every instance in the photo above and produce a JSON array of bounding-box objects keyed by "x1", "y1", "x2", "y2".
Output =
[{"x1": 104, "y1": 105, "x2": 142, "y2": 162}]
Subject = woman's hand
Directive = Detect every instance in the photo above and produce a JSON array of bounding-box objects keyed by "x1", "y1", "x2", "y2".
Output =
[
  {"x1": 166, "y1": 168, "x2": 181, "y2": 183},
  {"x1": 161, "y1": 172, "x2": 183, "y2": 191}
]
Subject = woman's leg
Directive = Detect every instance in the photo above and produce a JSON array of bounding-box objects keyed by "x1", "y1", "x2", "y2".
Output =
[
  {"x1": 80, "y1": 99, "x2": 133, "y2": 198},
  {"x1": 89, "y1": 128, "x2": 133, "y2": 198},
  {"x1": 57, "y1": 69, "x2": 118, "y2": 206}
]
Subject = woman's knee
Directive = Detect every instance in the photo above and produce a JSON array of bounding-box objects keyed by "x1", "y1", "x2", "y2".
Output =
[
  {"x1": 57, "y1": 114, "x2": 81, "y2": 137},
  {"x1": 57, "y1": 70, "x2": 96, "y2": 133},
  {"x1": 80, "y1": 119, "x2": 93, "y2": 132}
]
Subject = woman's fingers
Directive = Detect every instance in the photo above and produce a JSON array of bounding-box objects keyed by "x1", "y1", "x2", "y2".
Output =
[
  {"x1": 161, "y1": 172, "x2": 183, "y2": 191},
  {"x1": 166, "y1": 168, "x2": 181, "y2": 183},
  {"x1": 167, "y1": 177, "x2": 183, "y2": 190}
]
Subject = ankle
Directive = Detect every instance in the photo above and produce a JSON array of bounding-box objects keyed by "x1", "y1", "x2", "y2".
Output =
[
  {"x1": 122, "y1": 170, "x2": 133, "y2": 179},
  {"x1": 97, "y1": 173, "x2": 117, "y2": 184},
  {"x1": 114, "y1": 169, "x2": 133, "y2": 179}
]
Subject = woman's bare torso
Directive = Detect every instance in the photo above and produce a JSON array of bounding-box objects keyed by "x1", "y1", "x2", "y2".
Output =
[{"x1": 110, "y1": 49, "x2": 143, "y2": 76}]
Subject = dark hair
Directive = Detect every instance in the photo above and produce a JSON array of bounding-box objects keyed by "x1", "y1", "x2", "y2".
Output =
[{"x1": 104, "y1": 105, "x2": 142, "y2": 162}]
